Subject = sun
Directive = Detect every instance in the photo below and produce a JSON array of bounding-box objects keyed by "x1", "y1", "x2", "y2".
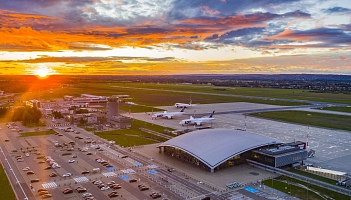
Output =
[{"x1": 33, "y1": 66, "x2": 51, "y2": 78}]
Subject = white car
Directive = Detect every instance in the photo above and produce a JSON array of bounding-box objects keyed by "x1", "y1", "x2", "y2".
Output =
[
  {"x1": 68, "y1": 160, "x2": 75, "y2": 163},
  {"x1": 100, "y1": 186, "x2": 110, "y2": 191},
  {"x1": 63, "y1": 173, "x2": 72, "y2": 177},
  {"x1": 82, "y1": 193, "x2": 92, "y2": 198},
  {"x1": 25, "y1": 153, "x2": 30, "y2": 157},
  {"x1": 93, "y1": 180, "x2": 102, "y2": 185},
  {"x1": 23, "y1": 167, "x2": 30, "y2": 171}
]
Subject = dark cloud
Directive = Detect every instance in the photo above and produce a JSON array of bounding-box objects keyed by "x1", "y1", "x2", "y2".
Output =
[{"x1": 322, "y1": 6, "x2": 351, "y2": 14}]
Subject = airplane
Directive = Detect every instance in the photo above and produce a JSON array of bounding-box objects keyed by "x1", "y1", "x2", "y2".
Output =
[
  {"x1": 152, "y1": 107, "x2": 186, "y2": 119},
  {"x1": 179, "y1": 111, "x2": 215, "y2": 126},
  {"x1": 174, "y1": 99, "x2": 195, "y2": 108}
]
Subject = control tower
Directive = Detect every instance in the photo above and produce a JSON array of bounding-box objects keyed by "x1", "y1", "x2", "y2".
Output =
[{"x1": 107, "y1": 97, "x2": 119, "y2": 122}]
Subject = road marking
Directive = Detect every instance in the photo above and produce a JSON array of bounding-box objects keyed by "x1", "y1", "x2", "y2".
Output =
[
  {"x1": 102, "y1": 172, "x2": 117, "y2": 177},
  {"x1": 74, "y1": 176, "x2": 89, "y2": 183},
  {"x1": 121, "y1": 169, "x2": 136, "y2": 174},
  {"x1": 42, "y1": 182, "x2": 57, "y2": 189}
]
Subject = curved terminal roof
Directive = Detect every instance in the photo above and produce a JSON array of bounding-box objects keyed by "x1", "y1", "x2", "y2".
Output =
[{"x1": 159, "y1": 128, "x2": 280, "y2": 169}]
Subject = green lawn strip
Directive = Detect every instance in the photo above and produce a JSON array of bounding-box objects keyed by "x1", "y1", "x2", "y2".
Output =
[
  {"x1": 250, "y1": 110, "x2": 351, "y2": 131},
  {"x1": 70, "y1": 83, "x2": 306, "y2": 106},
  {"x1": 263, "y1": 178, "x2": 323, "y2": 200},
  {"x1": 94, "y1": 119, "x2": 173, "y2": 147},
  {"x1": 289, "y1": 168, "x2": 338, "y2": 185},
  {"x1": 317, "y1": 106, "x2": 351, "y2": 113},
  {"x1": 110, "y1": 83, "x2": 351, "y2": 104},
  {"x1": 0, "y1": 164, "x2": 16, "y2": 200},
  {"x1": 95, "y1": 132, "x2": 160, "y2": 147},
  {"x1": 263, "y1": 176, "x2": 349, "y2": 200},
  {"x1": 119, "y1": 105, "x2": 164, "y2": 113},
  {"x1": 19, "y1": 130, "x2": 56, "y2": 137},
  {"x1": 131, "y1": 118, "x2": 175, "y2": 134}
]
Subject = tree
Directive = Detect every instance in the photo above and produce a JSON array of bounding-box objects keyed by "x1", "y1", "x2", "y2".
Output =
[{"x1": 79, "y1": 118, "x2": 87, "y2": 126}]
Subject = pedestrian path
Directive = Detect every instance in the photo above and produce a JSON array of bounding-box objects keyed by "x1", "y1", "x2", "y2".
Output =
[
  {"x1": 47, "y1": 123, "x2": 71, "y2": 127},
  {"x1": 42, "y1": 182, "x2": 57, "y2": 189},
  {"x1": 121, "y1": 169, "x2": 136, "y2": 174},
  {"x1": 147, "y1": 164, "x2": 159, "y2": 169},
  {"x1": 74, "y1": 176, "x2": 89, "y2": 183},
  {"x1": 102, "y1": 172, "x2": 117, "y2": 177}
]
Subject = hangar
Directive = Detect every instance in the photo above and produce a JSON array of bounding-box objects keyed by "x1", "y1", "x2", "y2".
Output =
[{"x1": 158, "y1": 128, "x2": 307, "y2": 173}]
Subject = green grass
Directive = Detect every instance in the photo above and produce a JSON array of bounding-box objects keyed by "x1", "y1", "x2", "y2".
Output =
[
  {"x1": 94, "y1": 119, "x2": 173, "y2": 147},
  {"x1": 19, "y1": 130, "x2": 56, "y2": 137},
  {"x1": 250, "y1": 110, "x2": 351, "y2": 131},
  {"x1": 289, "y1": 168, "x2": 338, "y2": 185},
  {"x1": 263, "y1": 176, "x2": 349, "y2": 200},
  {"x1": 263, "y1": 178, "x2": 323, "y2": 200},
  {"x1": 119, "y1": 104, "x2": 164, "y2": 113},
  {"x1": 0, "y1": 164, "x2": 16, "y2": 200},
  {"x1": 317, "y1": 106, "x2": 351, "y2": 113}
]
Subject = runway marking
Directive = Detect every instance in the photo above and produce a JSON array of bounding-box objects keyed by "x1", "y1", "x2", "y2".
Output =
[
  {"x1": 74, "y1": 176, "x2": 89, "y2": 183},
  {"x1": 42, "y1": 182, "x2": 57, "y2": 189}
]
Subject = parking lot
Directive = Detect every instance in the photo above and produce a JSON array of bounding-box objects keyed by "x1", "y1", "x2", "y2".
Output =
[{"x1": 0, "y1": 122, "x2": 178, "y2": 200}]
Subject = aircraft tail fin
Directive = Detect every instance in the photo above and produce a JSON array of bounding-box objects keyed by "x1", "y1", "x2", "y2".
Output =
[
  {"x1": 190, "y1": 116, "x2": 194, "y2": 120},
  {"x1": 209, "y1": 111, "x2": 215, "y2": 118}
]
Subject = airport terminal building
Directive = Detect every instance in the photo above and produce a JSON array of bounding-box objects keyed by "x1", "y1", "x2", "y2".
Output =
[{"x1": 158, "y1": 129, "x2": 307, "y2": 173}]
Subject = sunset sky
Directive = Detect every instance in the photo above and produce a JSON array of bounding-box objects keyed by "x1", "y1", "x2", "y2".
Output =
[{"x1": 0, "y1": 0, "x2": 350, "y2": 75}]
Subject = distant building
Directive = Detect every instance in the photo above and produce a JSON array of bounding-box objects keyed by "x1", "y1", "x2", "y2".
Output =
[{"x1": 26, "y1": 100, "x2": 40, "y2": 108}]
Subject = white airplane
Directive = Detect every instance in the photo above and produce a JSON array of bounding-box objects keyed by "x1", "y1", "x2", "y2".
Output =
[
  {"x1": 152, "y1": 107, "x2": 186, "y2": 119},
  {"x1": 179, "y1": 111, "x2": 215, "y2": 126},
  {"x1": 174, "y1": 100, "x2": 195, "y2": 108}
]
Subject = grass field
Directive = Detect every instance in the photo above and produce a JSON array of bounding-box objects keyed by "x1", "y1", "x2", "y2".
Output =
[
  {"x1": 19, "y1": 130, "x2": 56, "y2": 137},
  {"x1": 94, "y1": 119, "x2": 172, "y2": 147},
  {"x1": 0, "y1": 164, "x2": 16, "y2": 200},
  {"x1": 263, "y1": 176, "x2": 349, "y2": 200},
  {"x1": 263, "y1": 178, "x2": 323, "y2": 200},
  {"x1": 119, "y1": 104, "x2": 164, "y2": 113},
  {"x1": 289, "y1": 168, "x2": 337, "y2": 185},
  {"x1": 317, "y1": 106, "x2": 351, "y2": 113},
  {"x1": 250, "y1": 111, "x2": 351, "y2": 131}
]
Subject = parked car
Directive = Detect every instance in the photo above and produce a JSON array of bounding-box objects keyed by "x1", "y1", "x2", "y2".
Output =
[
  {"x1": 62, "y1": 188, "x2": 73, "y2": 194},
  {"x1": 150, "y1": 192, "x2": 162, "y2": 199},
  {"x1": 63, "y1": 173, "x2": 72, "y2": 177},
  {"x1": 49, "y1": 172, "x2": 57, "y2": 177},
  {"x1": 37, "y1": 188, "x2": 48, "y2": 193},
  {"x1": 129, "y1": 179, "x2": 137, "y2": 183},
  {"x1": 82, "y1": 193, "x2": 92, "y2": 198},
  {"x1": 93, "y1": 180, "x2": 102, "y2": 185},
  {"x1": 108, "y1": 191, "x2": 119, "y2": 198},
  {"x1": 41, "y1": 194, "x2": 52, "y2": 199},
  {"x1": 38, "y1": 191, "x2": 49, "y2": 196},
  {"x1": 101, "y1": 186, "x2": 110, "y2": 191},
  {"x1": 23, "y1": 167, "x2": 30, "y2": 171}
]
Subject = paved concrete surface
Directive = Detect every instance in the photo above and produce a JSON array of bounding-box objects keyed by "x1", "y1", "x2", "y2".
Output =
[{"x1": 124, "y1": 102, "x2": 351, "y2": 175}]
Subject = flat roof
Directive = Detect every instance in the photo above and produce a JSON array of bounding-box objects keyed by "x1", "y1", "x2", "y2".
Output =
[{"x1": 159, "y1": 128, "x2": 280, "y2": 169}]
